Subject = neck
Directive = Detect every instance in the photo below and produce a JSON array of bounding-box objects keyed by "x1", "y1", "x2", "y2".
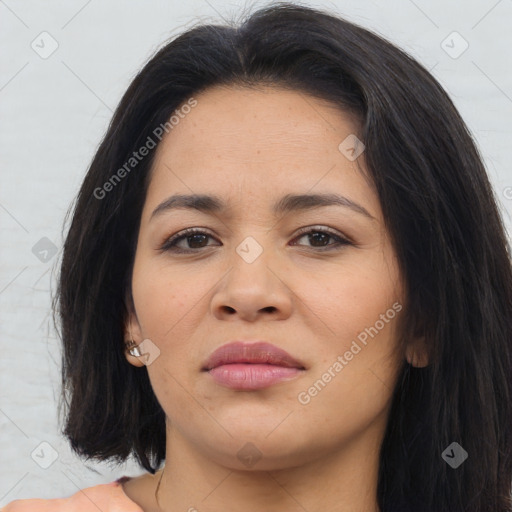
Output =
[{"x1": 155, "y1": 427, "x2": 382, "y2": 512}]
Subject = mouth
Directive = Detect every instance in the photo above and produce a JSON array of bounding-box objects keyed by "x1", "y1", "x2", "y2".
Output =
[{"x1": 202, "y1": 341, "x2": 305, "y2": 390}]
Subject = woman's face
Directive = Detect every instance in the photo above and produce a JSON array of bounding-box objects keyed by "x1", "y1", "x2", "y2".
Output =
[{"x1": 125, "y1": 85, "x2": 406, "y2": 470}]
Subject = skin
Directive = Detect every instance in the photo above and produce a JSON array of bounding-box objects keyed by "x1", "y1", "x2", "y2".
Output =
[{"x1": 122, "y1": 84, "x2": 428, "y2": 512}]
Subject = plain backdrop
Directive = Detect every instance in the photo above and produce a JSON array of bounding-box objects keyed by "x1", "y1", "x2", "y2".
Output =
[{"x1": 1, "y1": 0, "x2": 511, "y2": 504}]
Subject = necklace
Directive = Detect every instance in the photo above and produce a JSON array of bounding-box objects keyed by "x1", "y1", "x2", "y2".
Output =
[{"x1": 155, "y1": 467, "x2": 165, "y2": 509}]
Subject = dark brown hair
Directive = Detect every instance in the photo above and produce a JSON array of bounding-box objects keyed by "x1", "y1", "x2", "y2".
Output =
[{"x1": 53, "y1": 3, "x2": 512, "y2": 511}]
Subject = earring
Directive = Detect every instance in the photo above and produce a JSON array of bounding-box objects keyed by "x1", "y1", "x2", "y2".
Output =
[
  {"x1": 125, "y1": 325, "x2": 142, "y2": 357},
  {"x1": 125, "y1": 340, "x2": 142, "y2": 357}
]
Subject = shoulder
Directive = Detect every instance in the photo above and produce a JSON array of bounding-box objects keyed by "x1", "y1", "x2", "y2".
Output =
[{"x1": 1, "y1": 478, "x2": 143, "y2": 512}]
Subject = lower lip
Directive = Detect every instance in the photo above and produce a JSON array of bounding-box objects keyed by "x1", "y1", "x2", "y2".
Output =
[{"x1": 207, "y1": 363, "x2": 303, "y2": 390}]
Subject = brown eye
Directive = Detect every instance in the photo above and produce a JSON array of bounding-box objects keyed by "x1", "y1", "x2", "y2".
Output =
[
  {"x1": 291, "y1": 227, "x2": 351, "y2": 251},
  {"x1": 160, "y1": 228, "x2": 219, "y2": 253}
]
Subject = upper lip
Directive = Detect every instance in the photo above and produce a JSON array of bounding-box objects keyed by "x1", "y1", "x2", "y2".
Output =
[{"x1": 202, "y1": 341, "x2": 305, "y2": 371}]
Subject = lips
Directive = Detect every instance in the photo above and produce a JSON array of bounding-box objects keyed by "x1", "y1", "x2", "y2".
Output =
[
  {"x1": 202, "y1": 341, "x2": 304, "y2": 370},
  {"x1": 202, "y1": 341, "x2": 305, "y2": 390}
]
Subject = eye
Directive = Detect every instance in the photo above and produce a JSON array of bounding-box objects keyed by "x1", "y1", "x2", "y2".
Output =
[
  {"x1": 159, "y1": 226, "x2": 351, "y2": 254},
  {"x1": 290, "y1": 226, "x2": 351, "y2": 251},
  {"x1": 160, "y1": 228, "x2": 219, "y2": 253}
]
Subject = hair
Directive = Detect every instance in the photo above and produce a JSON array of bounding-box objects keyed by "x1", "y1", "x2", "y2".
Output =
[{"x1": 53, "y1": 2, "x2": 512, "y2": 511}]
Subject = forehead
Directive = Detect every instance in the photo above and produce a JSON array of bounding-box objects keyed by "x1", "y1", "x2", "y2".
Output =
[
  {"x1": 143, "y1": 85, "x2": 379, "y2": 220},
  {"x1": 152, "y1": 84, "x2": 360, "y2": 165},
  {"x1": 163, "y1": 84, "x2": 358, "y2": 150}
]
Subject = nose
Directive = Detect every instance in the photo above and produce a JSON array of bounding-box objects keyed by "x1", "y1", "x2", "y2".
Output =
[{"x1": 210, "y1": 247, "x2": 293, "y2": 322}]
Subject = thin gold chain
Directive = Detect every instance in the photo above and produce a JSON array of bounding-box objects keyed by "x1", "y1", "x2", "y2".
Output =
[{"x1": 155, "y1": 467, "x2": 165, "y2": 509}]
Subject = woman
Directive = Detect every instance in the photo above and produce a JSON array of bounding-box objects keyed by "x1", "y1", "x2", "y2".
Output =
[{"x1": 3, "y1": 2, "x2": 511, "y2": 511}]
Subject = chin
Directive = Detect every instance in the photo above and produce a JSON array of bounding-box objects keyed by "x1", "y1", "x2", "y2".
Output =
[
  {"x1": 191, "y1": 422, "x2": 327, "y2": 471},
  {"x1": 213, "y1": 441, "x2": 317, "y2": 472}
]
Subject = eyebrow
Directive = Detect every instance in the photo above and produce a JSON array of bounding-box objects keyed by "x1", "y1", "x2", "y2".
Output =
[{"x1": 150, "y1": 193, "x2": 376, "y2": 221}]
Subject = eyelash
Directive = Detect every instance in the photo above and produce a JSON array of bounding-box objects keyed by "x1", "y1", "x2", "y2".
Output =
[{"x1": 159, "y1": 226, "x2": 352, "y2": 254}]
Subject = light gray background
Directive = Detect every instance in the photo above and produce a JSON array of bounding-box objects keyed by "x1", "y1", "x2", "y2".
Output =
[{"x1": 1, "y1": 0, "x2": 511, "y2": 504}]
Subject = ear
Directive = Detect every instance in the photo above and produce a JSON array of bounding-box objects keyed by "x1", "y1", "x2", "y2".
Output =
[
  {"x1": 123, "y1": 291, "x2": 145, "y2": 368},
  {"x1": 405, "y1": 335, "x2": 430, "y2": 368}
]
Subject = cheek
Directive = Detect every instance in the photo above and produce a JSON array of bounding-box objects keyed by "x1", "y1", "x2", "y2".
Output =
[
  {"x1": 294, "y1": 318, "x2": 402, "y2": 446},
  {"x1": 296, "y1": 256, "x2": 400, "y2": 343},
  {"x1": 131, "y1": 258, "x2": 209, "y2": 341}
]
